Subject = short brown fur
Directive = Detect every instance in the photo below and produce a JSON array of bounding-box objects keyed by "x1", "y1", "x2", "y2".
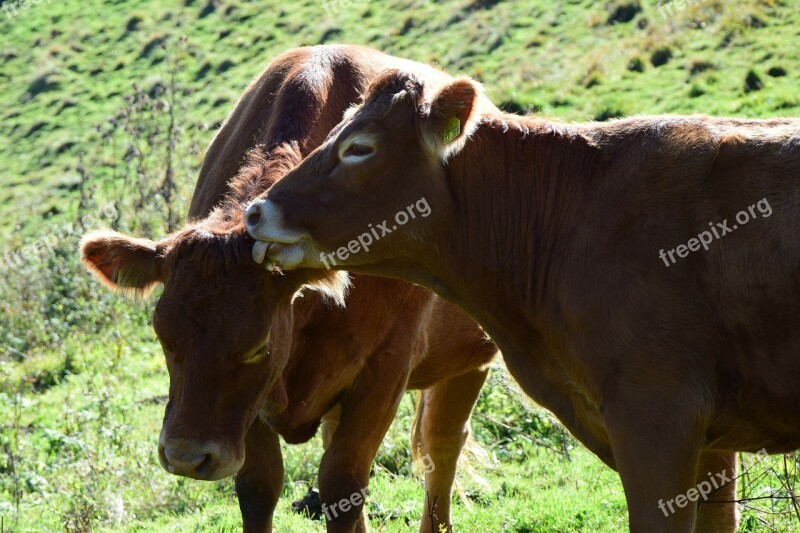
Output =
[{"x1": 246, "y1": 69, "x2": 800, "y2": 532}]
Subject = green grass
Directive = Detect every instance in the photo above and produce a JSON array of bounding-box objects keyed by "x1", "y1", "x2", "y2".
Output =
[
  {"x1": 2, "y1": 0, "x2": 799, "y2": 241},
  {"x1": 1, "y1": 335, "x2": 626, "y2": 532},
  {"x1": 108, "y1": 445, "x2": 627, "y2": 533},
  {"x1": 2, "y1": 0, "x2": 800, "y2": 531}
]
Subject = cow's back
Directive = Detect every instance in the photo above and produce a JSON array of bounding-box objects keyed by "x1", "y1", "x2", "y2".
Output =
[
  {"x1": 188, "y1": 45, "x2": 456, "y2": 218},
  {"x1": 188, "y1": 48, "x2": 307, "y2": 217}
]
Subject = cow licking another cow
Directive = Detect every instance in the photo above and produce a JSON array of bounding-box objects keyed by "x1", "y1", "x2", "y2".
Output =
[
  {"x1": 81, "y1": 46, "x2": 498, "y2": 533},
  {"x1": 244, "y1": 52, "x2": 800, "y2": 532},
  {"x1": 80, "y1": 42, "x2": 800, "y2": 533}
]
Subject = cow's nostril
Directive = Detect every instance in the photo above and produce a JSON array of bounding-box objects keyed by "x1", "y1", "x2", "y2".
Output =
[
  {"x1": 163, "y1": 446, "x2": 211, "y2": 477},
  {"x1": 195, "y1": 453, "x2": 214, "y2": 476},
  {"x1": 245, "y1": 205, "x2": 261, "y2": 227}
]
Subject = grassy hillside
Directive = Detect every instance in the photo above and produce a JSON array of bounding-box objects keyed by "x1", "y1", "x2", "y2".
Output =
[
  {"x1": 2, "y1": 0, "x2": 800, "y2": 531},
  {"x1": 2, "y1": 0, "x2": 798, "y2": 241}
]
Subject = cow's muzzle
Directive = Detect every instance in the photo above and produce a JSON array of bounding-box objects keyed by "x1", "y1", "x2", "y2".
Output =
[
  {"x1": 245, "y1": 199, "x2": 303, "y2": 245},
  {"x1": 245, "y1": 199, "x2": 311, "y2": 270},
  {"x1": 158, "y1": 438, "x2": 241, "y2": 481}
]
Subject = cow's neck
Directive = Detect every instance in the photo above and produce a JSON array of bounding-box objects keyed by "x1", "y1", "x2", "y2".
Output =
[
  {"x1": 425, "y1": 116, "x2": 604, "y2": 342},
  {"x1": 351, "y1": 116, "x2": 610, "y2": 443}
]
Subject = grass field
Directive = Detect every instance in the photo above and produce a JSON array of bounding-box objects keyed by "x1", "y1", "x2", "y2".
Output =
[{"x1": 2, "y1": 0, "x2": 800, "y2": 531}]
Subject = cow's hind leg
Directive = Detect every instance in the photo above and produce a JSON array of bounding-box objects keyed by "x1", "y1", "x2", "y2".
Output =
[
  {"x1": 694, "y1": 451, "x2": 738, "y2": 533},
  {"x1": 235, "y1": 418, "x2": 284, "y2": 533},
  {"x1": 412, "y1": 368, "x2": 490, "y2": 533}
]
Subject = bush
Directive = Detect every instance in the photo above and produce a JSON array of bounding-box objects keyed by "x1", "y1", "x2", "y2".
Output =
[{"x1": 0, "y1": 37, "x2": 197, "y2": 361}]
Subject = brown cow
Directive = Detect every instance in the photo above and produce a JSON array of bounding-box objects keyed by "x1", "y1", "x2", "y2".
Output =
[
  {"x1": 245, "y1": 68, "x2": 800, "y2": 532},
  {"x1": 80, "y1": 47, "x2": 497, "y2": 533}
]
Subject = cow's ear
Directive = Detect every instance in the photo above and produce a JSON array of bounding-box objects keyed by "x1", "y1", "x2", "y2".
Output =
[
  {"x1": 422, "y1": 77, "x2": 483, "y2": 161},
  {"x1": 80, "y1": 230, "x2": 165, "y2": 296}
]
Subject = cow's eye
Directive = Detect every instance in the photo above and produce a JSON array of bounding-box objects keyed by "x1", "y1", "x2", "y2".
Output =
[
  {"x1": 241, "y1": 345, "x2": 269, "y2": 364},
  {"x1": 339, "y1": 135, "x2": 377, "y2": 163},
  {"x1": 343, "y1": 143, "x2": 374, "y2": 158}
]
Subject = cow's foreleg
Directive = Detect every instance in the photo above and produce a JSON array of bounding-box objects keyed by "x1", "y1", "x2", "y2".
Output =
[
  {"x1": 694, "y1": 451, "x2": 738, "y2": 533},
  {"x1": 321, "y1": 406, "x2": 372, "y2": 533},
  {"x1": 412, "y1": 367, "x2": 490, "y2": 533},
  {"x1": 235, "y1": 417, "x2": 284, "y2": 533},
  {"x1": 321, "y1": 406, "x2": 371, "y2": 532},
  {"x1": 318, "y1": 351, "x2": 410, "y2": 533},
  {"x1": 605, "y1": 394, "x2": 705, "y2": 533}
]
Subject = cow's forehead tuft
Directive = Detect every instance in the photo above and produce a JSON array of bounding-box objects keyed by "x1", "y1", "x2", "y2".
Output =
[
  {"x1": 166, "y1": 229, "x2": 256, "y2": 277},
  {"x1": 363, "y1": 70, "x2": 423, "y2": 111}
]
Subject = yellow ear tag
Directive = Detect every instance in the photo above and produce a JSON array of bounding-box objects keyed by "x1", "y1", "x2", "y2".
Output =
[{"x1": 442, "y1": 116, "x2": 461, "y2": 144}]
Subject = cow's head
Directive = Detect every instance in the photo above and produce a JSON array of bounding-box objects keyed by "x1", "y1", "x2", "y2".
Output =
[
  {"x1": 244, "y1": 70, "x2": 485, "y2": 277},
  {"x1": 80, "y1": 225, "x2": 347, "y2": 481}
]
